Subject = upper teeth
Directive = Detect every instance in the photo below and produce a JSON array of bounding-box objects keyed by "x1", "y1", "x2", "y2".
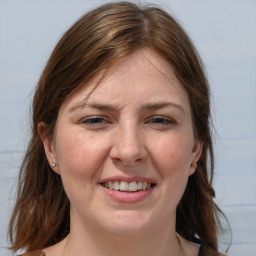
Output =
[{"x1": 104, "y1": 181, "x2": 152, "y2": 192}]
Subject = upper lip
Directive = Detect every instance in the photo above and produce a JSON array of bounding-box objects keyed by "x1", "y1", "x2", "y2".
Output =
[{"x1": 99, "y1": 175, "x2": 157, "y2": 184}]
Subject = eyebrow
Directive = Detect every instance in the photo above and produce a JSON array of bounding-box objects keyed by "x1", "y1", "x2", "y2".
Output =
[
  {"x1": 70, "y1": 102, "x2": 117, "y2": 112},
  {"x1": 140, "y1": 102, "x2": 185, "y2": 113},
  {"x1": 69, "y1": 101, "x2": 185, "y2": 114}
]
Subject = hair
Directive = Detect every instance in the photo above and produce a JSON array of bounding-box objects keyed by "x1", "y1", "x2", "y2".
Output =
[{"x1": 9, "y1": 1, "x2": 227, "y2": 253}]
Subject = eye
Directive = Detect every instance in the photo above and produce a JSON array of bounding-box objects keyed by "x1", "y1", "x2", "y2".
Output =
[
  {"x1": 81, "y1": 116, "x2": 110, "y2": 128},
  {"x1": 146, "y1": 116, "x2": 175, "y2": 127}
]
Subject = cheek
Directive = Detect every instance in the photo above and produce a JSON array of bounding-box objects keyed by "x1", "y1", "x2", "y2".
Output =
[
  {"x1": 55, "y1": 130, "x2": 111, "y2": 207},
  {"x1": 55, "y1": 130, "x2": 109, "y2": 185},
  {"x1": 153, "y1": 136, "x2": 193, "y2": 208},
  {"x1": 153, "y1": 135, "x2": 193, "y2": 176}
]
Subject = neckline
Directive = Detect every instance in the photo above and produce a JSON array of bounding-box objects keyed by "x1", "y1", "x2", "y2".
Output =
[{"x1": 26, "y1": 245, "x2": 219, "y2": 256}]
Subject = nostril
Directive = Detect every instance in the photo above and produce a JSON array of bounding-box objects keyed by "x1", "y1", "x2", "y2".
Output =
[
  {"x1": 111, "y1": 157, "x2": 144, "y2": 167},
  {"x1": 110, "y1": 145, "x2": 147, "y2": 165}
]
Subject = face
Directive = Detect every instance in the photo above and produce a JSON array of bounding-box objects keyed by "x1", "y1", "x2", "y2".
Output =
[{"x1": 41, "y1": 49, "x2": 202, "y2": 239}]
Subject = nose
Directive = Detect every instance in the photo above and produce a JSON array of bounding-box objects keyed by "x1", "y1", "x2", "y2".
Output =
[{"x1": 109, "y1": 124, "x2": 147, "y2": 166}]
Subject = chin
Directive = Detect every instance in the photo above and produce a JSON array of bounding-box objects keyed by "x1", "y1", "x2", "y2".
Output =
[
  {"x1": 99, "y1": 211, "x2": 157, "y2": 238},
  {"x1": 104, "y1": 225, "x2": 151, "y2": 240}
]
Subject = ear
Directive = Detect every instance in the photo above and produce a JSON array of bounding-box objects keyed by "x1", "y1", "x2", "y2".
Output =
[
  {"x1": 189, "y1": 139, "x2": 204, "y2": 176},
  {"x1": 37, "y1": 122, "x2": 60, "y2": 175}
]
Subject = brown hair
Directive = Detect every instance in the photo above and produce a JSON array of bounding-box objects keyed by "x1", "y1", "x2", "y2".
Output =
[{"x1": 9, "y1": 1, "x2": 227, "y2": 252}]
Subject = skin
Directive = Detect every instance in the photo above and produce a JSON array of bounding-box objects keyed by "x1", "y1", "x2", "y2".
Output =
[{"x1": 39, "y1": 48, "x2": 203, "y2": 256}]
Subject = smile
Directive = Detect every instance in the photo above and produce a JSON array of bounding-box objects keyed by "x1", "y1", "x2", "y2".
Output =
[{"x1": 102, "y1": 181, "x2": 154, "y2": 192}]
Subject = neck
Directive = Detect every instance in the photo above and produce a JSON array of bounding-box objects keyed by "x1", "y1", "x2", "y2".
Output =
[{"x1": 64, "y1": 217, "x2": 185, "y2": 256}]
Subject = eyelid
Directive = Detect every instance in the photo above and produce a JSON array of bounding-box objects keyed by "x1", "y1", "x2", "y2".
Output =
[
  {"x1": 79, "y1": 115, "x2": 176, "y2": 129},
  {"x1": 80, "y1": 116, "x2": 111, "y2": 127},
  {"x1": 81, "y1": 115, "x2": 106, "y2": 121},
  {"x1": 145, "y1": 116, "x2": 176, "y2": 125}
]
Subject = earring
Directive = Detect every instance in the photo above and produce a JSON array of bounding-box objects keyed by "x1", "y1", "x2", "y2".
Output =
[
  {"x1": 52, "y1": 163, "x2": 56, "y2": 167},
  {"x1": 193, "y1": 162, "x2": 197, "y2": 168}
]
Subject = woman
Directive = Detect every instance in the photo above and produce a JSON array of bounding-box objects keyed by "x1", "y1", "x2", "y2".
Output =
[{"x1": 9, "y1": 2, "x2": 228, "y2": 256}]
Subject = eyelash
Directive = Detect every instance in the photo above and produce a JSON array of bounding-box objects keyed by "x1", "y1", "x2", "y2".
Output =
[
  {"x1": 146, "y1": 116, "x2": 175, "y2": 127},
  {"x1": 81, "y1": 116, "x2": 109, "y2": 127},
  {"x1": 81, "y1": 116, "x2": 175, "y2": 129}
]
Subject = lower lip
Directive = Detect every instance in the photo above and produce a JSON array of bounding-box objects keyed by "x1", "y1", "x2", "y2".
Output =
[{"x1": 101, "y1": 186, "x2": 155, "y2": 203}]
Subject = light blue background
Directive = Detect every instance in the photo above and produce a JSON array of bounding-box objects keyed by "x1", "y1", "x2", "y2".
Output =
[{"x1": 0, "y1": 0, "x2": 256, "y2": 255}]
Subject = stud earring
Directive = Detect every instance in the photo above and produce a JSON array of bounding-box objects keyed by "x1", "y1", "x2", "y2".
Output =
[
  {"x1": 193, "y1": 162, "x2": 197, "y2": 168},
  {"x1": 52, "y1": 163, "x2": 56, "y2": 167}
]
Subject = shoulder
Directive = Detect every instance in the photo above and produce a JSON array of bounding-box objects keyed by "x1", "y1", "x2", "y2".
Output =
[
  {"x1": 199, "y1": 246, "x2": 227, "y2": 256},
  {"x1": 18, "y1": 251, "x2": 45, "y2": 256}
]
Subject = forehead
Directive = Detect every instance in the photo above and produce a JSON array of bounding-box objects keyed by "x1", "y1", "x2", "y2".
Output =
[{"x1": 60, "y1": 49, "x2": 190, "y2": 112}]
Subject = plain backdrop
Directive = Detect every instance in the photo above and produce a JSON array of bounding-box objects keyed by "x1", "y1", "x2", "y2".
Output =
[{"x1": 0, "y1": 0, "x2": 256, "y2": 255}]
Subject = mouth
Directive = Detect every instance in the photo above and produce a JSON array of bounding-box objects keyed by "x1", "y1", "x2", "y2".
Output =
[{"x1": 100, "y1": 181, "x2": 156, "y2": 192}]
